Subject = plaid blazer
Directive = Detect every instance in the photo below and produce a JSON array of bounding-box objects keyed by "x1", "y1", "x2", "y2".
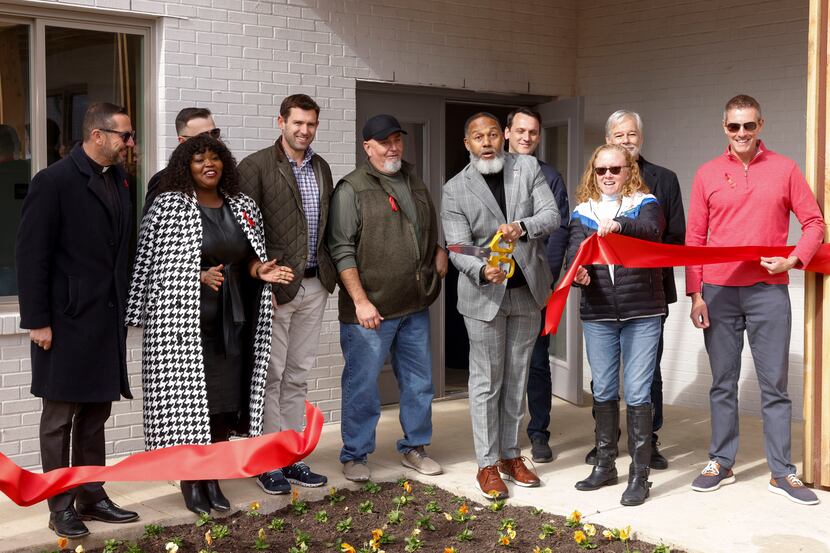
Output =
[{"x1": 441, "y1": 153, "x2": 559, "y2": 322}]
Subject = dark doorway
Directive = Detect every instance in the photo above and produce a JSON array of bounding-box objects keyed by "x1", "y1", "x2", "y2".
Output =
[{"x1": 443, "y1": 102, "x2": 518, "y2": 395}]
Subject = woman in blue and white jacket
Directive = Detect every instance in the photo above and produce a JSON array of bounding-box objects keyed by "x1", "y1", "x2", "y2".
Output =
[{"x1": 565, "y1": 144, "x2": 666, "y2": 507}]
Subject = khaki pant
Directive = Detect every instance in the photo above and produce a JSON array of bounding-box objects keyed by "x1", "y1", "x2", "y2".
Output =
[{"x1": 263, "y1": 276, "x2": 328, "y2": 434}]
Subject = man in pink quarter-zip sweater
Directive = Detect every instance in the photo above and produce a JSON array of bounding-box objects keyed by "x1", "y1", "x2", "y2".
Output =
[{"x1": 685, "y1": 94, "x2": 825, "y2": 505}]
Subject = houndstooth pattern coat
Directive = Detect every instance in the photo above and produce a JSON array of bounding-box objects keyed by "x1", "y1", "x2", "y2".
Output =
[{"x1": 126, "y1": 191, "x2": 272, "y2": 450}]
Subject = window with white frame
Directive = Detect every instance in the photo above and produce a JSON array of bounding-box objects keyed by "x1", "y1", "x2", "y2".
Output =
[{"x1": 0, "y1": 8, "x2": 152, "y2": 300}]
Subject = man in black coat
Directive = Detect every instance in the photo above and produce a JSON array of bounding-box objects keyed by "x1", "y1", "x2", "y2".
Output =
[
  {"x1": 503, "y1": 108, "x2": 570, "y2": 464},
  {"x1": 582, "y1": 109, "x2": 686, "y2": 470},
  {"x1": 142, "y1": 106, "x2": 219, "y2": 216},
  {"x1": 16, "y1": 102, "x2": 139, "y2": 538}
]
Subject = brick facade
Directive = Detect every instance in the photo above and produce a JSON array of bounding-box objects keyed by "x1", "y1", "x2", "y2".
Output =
[{"x1": 0, "y1": 0, "x2": 812, "y2": 469}]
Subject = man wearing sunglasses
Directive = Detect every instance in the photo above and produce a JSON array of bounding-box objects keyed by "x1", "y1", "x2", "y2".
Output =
[
  {"x1": 686, "y1": 94, "x2": 825, "y2": 505},
  {"x1": 579, "y1": 110, "x2": 686, "y2": 472},
  {"x1": 142, "y1": 107, "x2": 220, "y2": 215},
  {"x1": 16, "y1": 102, "x2": 140, "y2": 537}
]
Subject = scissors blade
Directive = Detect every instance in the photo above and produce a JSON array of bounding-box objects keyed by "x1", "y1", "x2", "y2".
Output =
[{"x1": 447, "y1": 244, "x2": 491, "y2": 258}]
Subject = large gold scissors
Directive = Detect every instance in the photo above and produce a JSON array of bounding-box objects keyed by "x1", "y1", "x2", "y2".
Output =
[{"x1": 447, "y1": 231, "x2": 515, "y2": 278}]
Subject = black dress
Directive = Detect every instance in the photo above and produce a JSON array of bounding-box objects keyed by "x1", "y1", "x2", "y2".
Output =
[{"x1": 199, "y1": 202, "x2": 255, "y2": 415}]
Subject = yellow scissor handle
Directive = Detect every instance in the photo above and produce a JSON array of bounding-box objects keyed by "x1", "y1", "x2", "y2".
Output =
[
  {"x1": 487, "y1": 254, "x2": 515, "y2": 278},
  {"x1": 488, "y1": 231, "x2": 514, "y2": 254},
  {"x1": 487, "y1": 232, "x2": 515, "y2": 278}
]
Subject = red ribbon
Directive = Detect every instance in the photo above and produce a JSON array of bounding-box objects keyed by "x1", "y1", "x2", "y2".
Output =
[
  {"x1": 0, "y1": 402, "x2": 323, "y2": 507},
  {"x1": 544, "y1": 234, "x2": 830, "y2": 335}
]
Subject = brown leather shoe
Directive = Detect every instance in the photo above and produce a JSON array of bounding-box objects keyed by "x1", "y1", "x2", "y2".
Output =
[
  {"x1": 498, "y1": 456, "x2": 541, "y2": 487},
  {"x1": 476, "y1": 465, "x2": 509, "y2": 500}
]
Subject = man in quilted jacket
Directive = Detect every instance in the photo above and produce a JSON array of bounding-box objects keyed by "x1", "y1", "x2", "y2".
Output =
[{"x1": 239, "y1": 94, "x2": 336, "y2": 494}]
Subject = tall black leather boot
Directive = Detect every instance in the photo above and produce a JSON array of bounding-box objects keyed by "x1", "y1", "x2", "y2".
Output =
[
  {"x1": 576, "y1": 400, "x2": 619, "y2": 491},
  {"x1": 621, "y1": 404, "x2": 653, "y2": 506},
  {"x1": 181, "y1": 480, "x2": 211, "y2": 515}
]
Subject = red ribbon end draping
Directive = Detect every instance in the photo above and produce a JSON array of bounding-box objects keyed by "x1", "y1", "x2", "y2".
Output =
[
  {"x1": 543, "y1": 234, "x2": 830, "y2": 336},
  {"x1": 0, "y1": 401, "x2": 324, "y2": 507}
]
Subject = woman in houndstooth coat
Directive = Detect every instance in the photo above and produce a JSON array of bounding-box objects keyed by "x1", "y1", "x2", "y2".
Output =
[{"x1": 126, "y1": 135, "x2": 293, "y2": 514}]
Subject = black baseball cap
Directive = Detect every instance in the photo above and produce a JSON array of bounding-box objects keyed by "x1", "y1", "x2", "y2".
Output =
[{"x1": 362, "y1": 114, "x2": 408, "y2": 141}]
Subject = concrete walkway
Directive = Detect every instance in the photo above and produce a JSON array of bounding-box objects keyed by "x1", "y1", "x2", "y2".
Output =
[{"x1": 1, "y1": 397, "x2": 828, "y2": 553}]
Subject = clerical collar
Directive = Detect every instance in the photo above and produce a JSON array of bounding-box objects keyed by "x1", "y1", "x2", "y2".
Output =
[{"x1": 84, "y1": 151, "x2": 111, "y2": 175}]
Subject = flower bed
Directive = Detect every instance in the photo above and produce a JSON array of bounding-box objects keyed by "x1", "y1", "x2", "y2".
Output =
[{"x1": 53, "y1": 480, "x2": 684, "y2": 553}]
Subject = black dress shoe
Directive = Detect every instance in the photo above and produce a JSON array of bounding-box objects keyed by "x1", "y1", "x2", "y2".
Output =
[
  {"x1": 49, "y1": 507, "x2": 90, "y2": 538},
  {"x1": 77, "y1": 498, "x2": 140, "y2": 523},
  {"x1": 181, "y1": 480, "x2": 211, "y2": 515},
  {"x1": 650, "y1": 437, "x2": 669, "y2": 470},
  {"x1": 204, "y1": 480, "x2": 231, "y2": 512}
]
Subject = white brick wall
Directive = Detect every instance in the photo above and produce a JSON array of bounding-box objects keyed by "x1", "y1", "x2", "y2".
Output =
[
  {"x1": 4, "y1": 0, "x2": 578, "y2": 468},
  {"x1": 575, "y1": 0, "x2": 810, "y2": 418},
  {"x1": 4, "y1": 0, "x2": 814, "y2": 469}
]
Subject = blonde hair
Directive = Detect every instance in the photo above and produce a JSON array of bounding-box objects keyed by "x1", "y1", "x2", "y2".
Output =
[{"x1": 575, "y1": 144, "x2": 648, "y2": 204}]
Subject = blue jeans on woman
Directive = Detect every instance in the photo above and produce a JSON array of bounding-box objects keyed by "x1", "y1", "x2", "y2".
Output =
[
  {"x1": 583, "y1": 316, "x2": 661, "y2": 406},
  {"x1": 339, "y1": 308, "x2": 434, "y2": 464}
]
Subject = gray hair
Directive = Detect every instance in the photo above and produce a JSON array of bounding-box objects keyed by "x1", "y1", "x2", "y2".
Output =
[{"x1": 604, "y1": 110, "x2": 643, "y2": 138}]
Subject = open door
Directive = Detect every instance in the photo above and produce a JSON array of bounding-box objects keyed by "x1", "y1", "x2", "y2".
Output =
[
  {"x1": 534, "y1": 97, "x2": 585, "y2": 406},
  {"x1": 354, "y1": 88, "x2": 445, "y2": 404}
]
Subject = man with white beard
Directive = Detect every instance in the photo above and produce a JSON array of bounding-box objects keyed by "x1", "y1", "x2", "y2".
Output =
[
  {"x1": 327, "y1": 114, "x2": 448, "y2": 483},
  {"x1": 441, "y1": 112, "x2": 559, "y2": 499}
]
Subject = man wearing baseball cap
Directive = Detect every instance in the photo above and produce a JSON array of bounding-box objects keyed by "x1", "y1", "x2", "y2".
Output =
[{"x1": 327, "y1": 114, "x2": 448, "y2": 482}]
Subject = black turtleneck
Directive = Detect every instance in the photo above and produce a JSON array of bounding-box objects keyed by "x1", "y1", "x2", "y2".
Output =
[{"x1": 481, "y1": 170, "x2": 527, "y2": 288}]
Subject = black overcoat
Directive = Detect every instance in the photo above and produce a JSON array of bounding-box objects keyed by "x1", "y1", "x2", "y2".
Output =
[
  {"x1": 638, "y1": 157, "x2": 686, "y2": 304},
  {"x1": 16, "y1": 145, "x2": 133, "y2": 402}
]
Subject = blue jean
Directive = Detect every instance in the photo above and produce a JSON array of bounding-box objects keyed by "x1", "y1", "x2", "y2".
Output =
[
  {"x1": 339, "y1": 308, "x2": 434, "y2": 463},
  {"x1": 583, "y1": 316, "x2": 661, "y2": 406}
]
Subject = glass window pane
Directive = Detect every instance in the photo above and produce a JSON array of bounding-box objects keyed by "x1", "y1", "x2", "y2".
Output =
[
  {"x1": 44, "y1": 25, "x2": 144, "y2": 262},
  {"x1": 0, "y1": 23, "x2": 31, "y2": 298}
]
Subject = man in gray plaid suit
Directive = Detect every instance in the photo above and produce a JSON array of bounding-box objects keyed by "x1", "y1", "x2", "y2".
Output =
[{"x1": 441, "y1": 112, "x2": 559, "y2": 499}]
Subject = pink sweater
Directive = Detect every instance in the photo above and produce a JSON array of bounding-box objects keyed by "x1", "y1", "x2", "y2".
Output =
[{"x1": 685, "y1": 142, "x2": 825, "y2": 294}]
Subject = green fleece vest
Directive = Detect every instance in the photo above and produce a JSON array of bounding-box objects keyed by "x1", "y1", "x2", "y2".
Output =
[{"x1": 337, "y1": 162, "x2": 440, "y2": 323}]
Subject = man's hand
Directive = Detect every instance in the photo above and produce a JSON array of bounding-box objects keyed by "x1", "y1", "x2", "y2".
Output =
[
  {"x1": 496, "y1": 222, "x2": 523, "y2": 243},
  {"x1": 690, "y1": 293, "x2": 710, "y2": 329},
  {"x1": 760, "y1": 255, "x2": 798, "y2": 275},
  {"x1": 355, "y1": 299, "x2": 383, "y2": 330},
  {"x1": 435, "y1": 247, "x2": 448, "y2": 279},
  {"x1": 574, "y1": 266, "x2": 590, "y2": 286},
  {"x1": 30, "y1": 326, "x2": 52, "y2": 351},
  {"x1": 597, "y1": 218, "x2": 621, "y2": 237},
  {"x1": 483, "y1": 264, "x2": 507, "y2": 285}
]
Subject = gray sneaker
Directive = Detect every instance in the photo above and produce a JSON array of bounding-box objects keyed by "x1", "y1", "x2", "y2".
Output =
[
  {"x1": 690, "y1": 460, "x2": 735, "y2": 492},
  {"x1": 768, "y1": 474, "x2": 820, "y2": 505},
  {"x1": 401, "y1": 446, "x2": 443, "y2": 475},
  {"x1": 342, "y1": 460, "x2": 371, "y2": 482}
]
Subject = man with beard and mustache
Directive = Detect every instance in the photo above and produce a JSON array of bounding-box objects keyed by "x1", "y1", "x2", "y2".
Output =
[
  {"x1": 16, "y1": 102, "x2": 139, "y2": 537},
  {"x1": 327, "y1": 114, "x2": 448, "y2": 483},
  {"x1": 441, "y1": 112, "x2": 559, "y2": 499}
]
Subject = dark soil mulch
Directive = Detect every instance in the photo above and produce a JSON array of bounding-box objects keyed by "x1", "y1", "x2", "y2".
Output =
[{"x1": 83, "y1": 480, "x2": 685, "y2": 552}]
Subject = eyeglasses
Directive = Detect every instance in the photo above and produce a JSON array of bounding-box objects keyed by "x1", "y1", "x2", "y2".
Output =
[
  {"x1": 99, "y1": 129, "x2": 136, "y2": 143},
  {"x1": 594, "y1": 166, "x2": 628, "y2": 176},
  {"x1": 725, "y1": 122, "x2": 759, "y2": 133},
  {"x1": 180, "y1": 128, "x2": 222, "y2": 139}
]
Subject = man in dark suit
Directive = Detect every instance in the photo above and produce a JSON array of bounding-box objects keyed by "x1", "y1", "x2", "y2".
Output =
[
  {"x1": 16, "y1": 102, "x2": 139, "y2": 538},
  {"x1": 584, "y1": 109, "x2": 686, "y2": 470},
  {"x1": 503, "y1": 108, "x2": 569, "y2": 464}
]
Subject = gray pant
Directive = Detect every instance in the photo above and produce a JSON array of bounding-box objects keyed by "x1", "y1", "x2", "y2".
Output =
[
  {"x1": 464, "y1": 286, "x2": 539, "y2": 467},
  {"x1": 703, "y1": 283, "x2": 796, "y2": 477}
]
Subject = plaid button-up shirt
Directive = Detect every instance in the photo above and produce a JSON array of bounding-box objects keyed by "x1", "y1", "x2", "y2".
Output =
[{"x1": 285, "y1": 144, "x2": 321, "y2": 267}]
